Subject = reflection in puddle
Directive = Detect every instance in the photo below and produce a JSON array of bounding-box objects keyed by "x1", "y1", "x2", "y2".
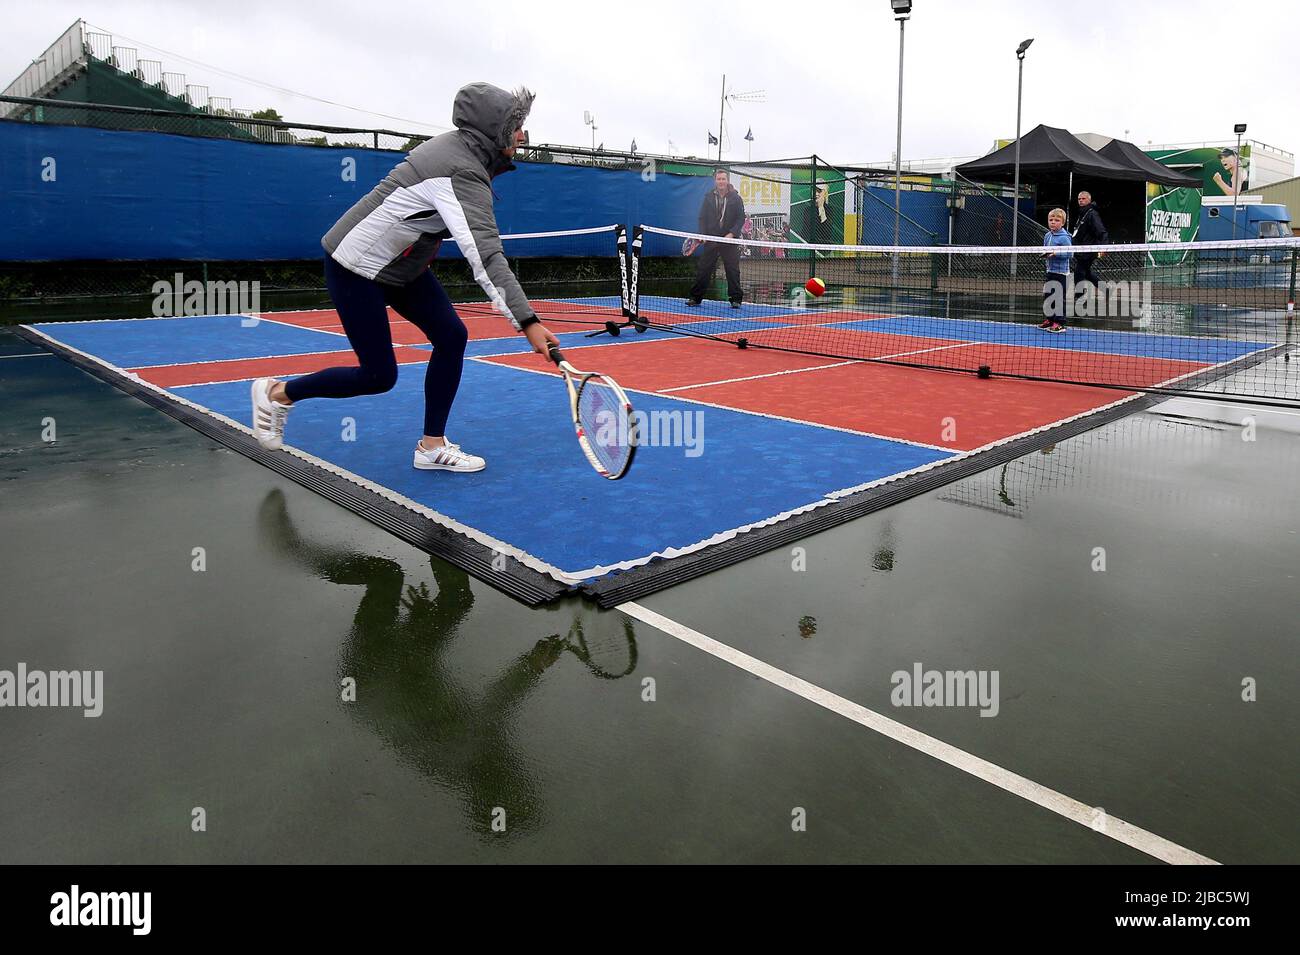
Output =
[{"x1": 255, "y1": 488, "x2": 636, "y2": 838}]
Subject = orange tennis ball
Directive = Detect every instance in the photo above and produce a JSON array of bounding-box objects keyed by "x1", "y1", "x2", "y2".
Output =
[{"x1": 804, "y1": 277, "x2": 826, "y2": 297}]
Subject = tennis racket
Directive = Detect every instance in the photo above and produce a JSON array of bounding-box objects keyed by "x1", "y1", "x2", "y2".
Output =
[
  {"x1": 547, "y1": 343, "x2": 638, "y2": 480},
  {"x1": 682, "y1": 237, "x2": 701, "y2": 256}
]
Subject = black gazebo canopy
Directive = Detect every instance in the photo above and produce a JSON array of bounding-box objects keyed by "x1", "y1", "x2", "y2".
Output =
[
  {"x1": 956, "y1": 125, "x2": 1147, "y2": 182},
  {"x1": 1097, "y1": 139, "x2": 1201, "y2": 188},
  {"x1": 956, "y1": 125, "x2": 1160, "y2": 241}
]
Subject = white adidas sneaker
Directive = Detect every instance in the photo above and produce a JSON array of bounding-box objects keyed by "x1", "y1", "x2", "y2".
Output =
[
  {"x1": 413, "y1": 439, "x2": 486, "y2": 472},
  {"x1": 251, "y1": 378, "x2": 292, "y2": 450}
]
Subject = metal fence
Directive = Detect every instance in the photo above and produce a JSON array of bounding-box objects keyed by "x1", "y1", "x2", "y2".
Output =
[{"x1": 0, "y1": 94, "x2": 426, "y2": 151}]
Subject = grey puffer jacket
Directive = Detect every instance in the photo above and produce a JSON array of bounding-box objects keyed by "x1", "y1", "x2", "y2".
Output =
[{"x1": 322, "y1": 82, "x2": 537, "y2": 329}]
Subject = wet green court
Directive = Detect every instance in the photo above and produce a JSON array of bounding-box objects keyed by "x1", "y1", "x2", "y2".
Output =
[{"x1": 1, "y1": 325, "x2": 1297, "y2": 864}]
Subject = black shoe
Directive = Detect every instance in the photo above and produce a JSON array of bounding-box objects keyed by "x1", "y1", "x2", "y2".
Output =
[
  {"x1": 729, "y1": 300, "x2": 743, "y2": 309},
  {"x1": 686, "y1": 298, "x2": 702, "y2": 307}
]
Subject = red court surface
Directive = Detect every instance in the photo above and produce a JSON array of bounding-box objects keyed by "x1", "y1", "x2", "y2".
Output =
[
  {"x1": 482, "y1": 335, "x2": 1153, "y2": 451},
  {"x1": 131, "y1": 345, "x2": 431, "y2": 388},
  {"x1": 707, "y1": 324, "x2": 975, "y2": 360},
  {"x1": 680, "y1": 362, "x2": 1137, "y2": 450},
  {"x1": 484, "y1": 337, "x2": 854, "y2": 392},
  {"x1": 887, "y1": 341, "x2": 1203, "y2": 384}
]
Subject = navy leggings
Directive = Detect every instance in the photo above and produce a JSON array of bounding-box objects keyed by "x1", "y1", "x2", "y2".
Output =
[{"x1": 284, "y1": 256, "x2": 468, "y2": 436}]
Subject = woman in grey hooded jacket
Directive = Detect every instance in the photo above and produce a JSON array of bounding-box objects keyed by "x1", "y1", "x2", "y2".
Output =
[{"x1": 250, "y1": 82, "x2": 558, "y2": 472}]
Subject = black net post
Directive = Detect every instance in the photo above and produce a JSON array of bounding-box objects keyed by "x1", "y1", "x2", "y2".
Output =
[
  {"x1": 1288, "y1": 248, "x2": 1298, "y2": 362},
  {"x1": 1290, "y1": 247, "x2": 1298, "y2": 309},
  {"x1": 809, "y1": 154, "x2": 819, "y2": 283}
]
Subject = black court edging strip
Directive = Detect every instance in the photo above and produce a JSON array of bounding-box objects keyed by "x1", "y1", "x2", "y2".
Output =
[
  {"x1": 581, "y1": 343, "x2": 1289, "y2": 608},
  {"x1": 13, "y1": 325, "x2": 568, "y2": 607}
]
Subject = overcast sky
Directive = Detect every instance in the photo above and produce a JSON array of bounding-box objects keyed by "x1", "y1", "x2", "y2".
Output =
[{"x1": 5, "y1": 0, "x2": 1298, "y2": 166}]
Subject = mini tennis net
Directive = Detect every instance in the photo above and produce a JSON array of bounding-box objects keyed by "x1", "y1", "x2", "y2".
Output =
[{"x1": 628, "y1": 225, "x2": 1300, "y2": 405}]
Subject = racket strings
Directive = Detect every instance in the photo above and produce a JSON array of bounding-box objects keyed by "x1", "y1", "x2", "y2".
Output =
[{"x1": 576, "y1": 375, "x2": 635, "y2": 476}]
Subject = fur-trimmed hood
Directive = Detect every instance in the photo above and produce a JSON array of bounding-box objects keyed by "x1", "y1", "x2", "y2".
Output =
[{"x1": 452, "y1": 82, "x2": 535, "y2": 156}]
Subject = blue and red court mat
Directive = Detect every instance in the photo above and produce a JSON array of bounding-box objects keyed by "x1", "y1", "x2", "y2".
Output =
[{"x1": 20, "y1": 297, "x2": 1274, "y2": 604}]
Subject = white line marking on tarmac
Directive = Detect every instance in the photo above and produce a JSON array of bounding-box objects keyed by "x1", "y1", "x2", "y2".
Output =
[{"x1": 617, "y1": 600, "x2": 1220, "y2": 866}]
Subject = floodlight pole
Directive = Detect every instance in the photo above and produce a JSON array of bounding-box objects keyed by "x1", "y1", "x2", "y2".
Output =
[
  {"x1": 584, "y1": 111, "x2": 597, "y2": 164},
  {"x1": 1232, "y1": 127, "x2": 1243, "y2": 244},
  {"x1": 893, "y1": 12, "x2": 907, "y2": 251},
  {"x1": 717, "y1": 74, "x2": 726, "y2": 162},
  {"x1": 1011, "y1": 39, "x2": 1032, "y2": 280}
]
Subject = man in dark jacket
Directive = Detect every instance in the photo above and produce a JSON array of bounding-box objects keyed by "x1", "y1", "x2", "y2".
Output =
[
  {"x1": 1072, "y1": 191, "x2": 1107, "y2": 289},
  {"x1": 687, "y1": 169, "x2": 746, "y2": 308}
]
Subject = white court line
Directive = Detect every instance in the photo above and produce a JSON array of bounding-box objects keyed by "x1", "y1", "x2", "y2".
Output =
[
  {"x1": 618, "y1": 600, "x2": 1220, "y2": 866},
  {"x1": 661, "y1": 361, "x2": 860, "y2": 393},
  {"x1": 0, "y1": 352, "x2": 52, "y2": 360},
  {"x1": 247, "y1": 315, "x2": 349, "y2": 337},
  {"x1": 876, "y1": 341, "x2": 983, "y2": 361}
]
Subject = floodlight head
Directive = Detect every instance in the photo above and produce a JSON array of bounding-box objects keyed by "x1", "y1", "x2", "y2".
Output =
[
  {"x1": 891, "y1": 0, "x2": 912, "y2": 15},
  {"x1": 1017, "y1": 38, "x2": 1034, "y2": 56},
  {"x1": 1234, "y1": 122, "x2": 1247, "y2": 135}
]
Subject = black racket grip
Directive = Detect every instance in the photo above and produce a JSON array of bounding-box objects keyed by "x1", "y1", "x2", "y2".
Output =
[{"x1": 547, "y1": 343, "x2": 566, "y2": 365}]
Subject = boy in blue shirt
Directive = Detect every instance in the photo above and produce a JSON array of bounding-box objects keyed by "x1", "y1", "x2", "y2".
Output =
[{"x1": 1040, "y1": 208, "x2": 1071, "y2": 333}]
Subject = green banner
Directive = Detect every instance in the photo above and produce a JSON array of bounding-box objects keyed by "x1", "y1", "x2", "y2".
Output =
[
  {"x1": 1145, "y1": 144, "x2": 1251, "y2": 198},
  {"x1": 1145, "y1": 184, "x2": 1201, "y2": 263}
]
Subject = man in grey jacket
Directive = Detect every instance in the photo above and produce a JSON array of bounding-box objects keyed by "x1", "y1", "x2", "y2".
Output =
[{"x1": 250, "y1": 82, "x2": 558, "y2": 472}]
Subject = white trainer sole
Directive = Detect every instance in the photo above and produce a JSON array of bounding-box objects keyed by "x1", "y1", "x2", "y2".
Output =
[
  {"x1": 250, "y1": 378, "x2": 284, "y2": 450},
  {"x1": 413, "y1": 459, "x2": 486, "y2": 472}
]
